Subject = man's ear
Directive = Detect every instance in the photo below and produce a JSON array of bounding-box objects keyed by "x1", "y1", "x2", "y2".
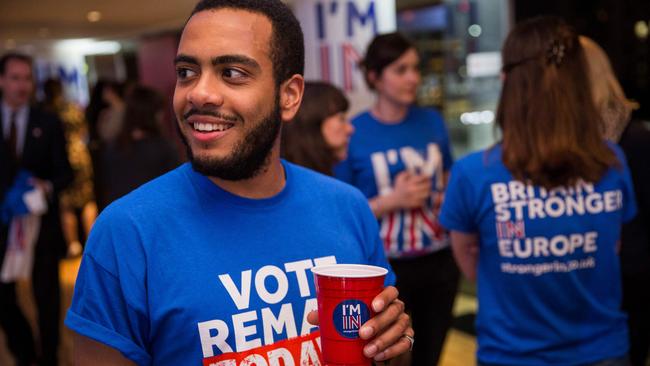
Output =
[{"x1": 279, "y1": 74, "x2": 304, "y2": 122}]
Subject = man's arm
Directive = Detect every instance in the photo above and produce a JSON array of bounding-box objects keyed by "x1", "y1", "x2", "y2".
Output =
[{"x1": 73, "y1": 333, "x2": 137, "y2": 366}]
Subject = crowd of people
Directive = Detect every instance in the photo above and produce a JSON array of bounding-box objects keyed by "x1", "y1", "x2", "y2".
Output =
[{"x1": 0, "y1": 0, "x2": 648, "y2": 365}]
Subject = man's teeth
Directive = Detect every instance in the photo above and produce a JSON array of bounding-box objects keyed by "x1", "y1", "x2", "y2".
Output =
[{"x1": 193, "y1": 123, "x2": 232, "y2": 132}]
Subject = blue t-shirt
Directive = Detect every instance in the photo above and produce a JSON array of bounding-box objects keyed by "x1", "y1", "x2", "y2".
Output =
[
  {"x1": 439, "y1": 143, "x2": 637, "y2": 366},
  {"x1": 65, "y1": 162, "x2": 394, "y2": 366},
  {"x1": 335, "y1": 106, "x2": 453, "y2": 258}
]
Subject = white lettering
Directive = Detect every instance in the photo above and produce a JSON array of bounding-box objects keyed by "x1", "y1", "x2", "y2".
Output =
[
  {"x1": 241, "y1": 354, "x2": 268, "y2": 366},
  {"x1": 604, "y1": 190, "x2": 619, "y2": 212},
  {"x1": 533, "y1": 237, "x2": 549, "y2": 257},
  {"x1": 198, "y1": 319, "x2": 233, "y2": 357},
  {"x1": 232, "y1": 311, "x2": 261, "y2": 352},
  {"x1": 509, "y1": 181, "x2": 527, "y2": 201},
  {"x1": 261, "y1": 303, "x2": 298, "y2": 345},
  {"x1": 585, "y1": 193, "x2": 603, "y2": 213},
  {"x1": 585, "y1": 232, "x2": 598, "y2": 252},
  {"x1": 219, "y1": 271, "x2": 252, "y2": 310},
  {"x1": 255, "y1": 266, "x2": 289, "y2": 304},
  {"x1": 565, "y1": 195, "x2": 585, "y2": 216},
  {"x1": 268, "y1": 348, "x2": 295, "y2": 366},
  {"x1": 499, "y1": 239, "x2": 513, "y2": 257},
  {"x1": 528, "y1": 198, "x2": 546, "y2": 219},
  {"x1": 510, "y1": 200, "x2": 526, "y2": 221},
  {"x1": 549, "y1": 236, "x2": 570, "y2": 256},
  {"x1": 491, "y1": 183, "x2": 509, "y2": 204},
  {"x1": 513, "y1": 238, "x2": 532, "y2": 258},
  {"x1": 545, "y1": 196, "x2": 565, "y2": 218},
  {"x1": 495, "y1": 203, "x2": 511, "y2": 222},
  {"x1": 300, "y1": 338, "x2": 322, "y2": 366},
  {"x1": 284, "y1": 260, "x2": 313, "y2": 297}
]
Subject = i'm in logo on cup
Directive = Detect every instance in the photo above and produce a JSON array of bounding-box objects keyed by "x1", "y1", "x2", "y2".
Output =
[{"x1": 333, "y1": 299, "x2": 370, "y2": 339}]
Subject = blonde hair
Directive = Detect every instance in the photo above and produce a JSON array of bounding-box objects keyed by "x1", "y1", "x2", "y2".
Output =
[{"x1": 580, "y1": 36, "x2": 638, "y2": 141}]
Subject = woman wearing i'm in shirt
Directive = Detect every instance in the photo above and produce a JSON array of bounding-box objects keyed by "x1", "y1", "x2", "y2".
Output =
[
  {"x1": 335, "y1": 32, "x2": 458, "y2": 366},
  {"x1": 439, "y1": 17, "x2": 637, "y2": 366}
]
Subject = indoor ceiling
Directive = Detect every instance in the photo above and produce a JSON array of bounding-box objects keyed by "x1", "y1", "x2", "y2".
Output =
[{"x1": 0, "y1": 0, "x2": 202, "y2": 47}]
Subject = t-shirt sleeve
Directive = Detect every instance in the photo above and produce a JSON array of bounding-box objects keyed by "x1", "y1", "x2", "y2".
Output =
[
  {"x1": 353, "y1": 191, "x2": 396, "y2": 286},
  {"x1": 439, "y1": 163, "x2": 477, "y2": 233},
  {"x1": 613, "y1": 145, "x2": 638, "y2": 222},
  {"x1": 65, "y1": 206, "x2": 151, "y2": 365}
]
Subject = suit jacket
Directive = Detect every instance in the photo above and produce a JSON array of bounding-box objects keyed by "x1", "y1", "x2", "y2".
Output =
[{"x1": 0, "y1": 105, "x2": 73, "y2": 266}]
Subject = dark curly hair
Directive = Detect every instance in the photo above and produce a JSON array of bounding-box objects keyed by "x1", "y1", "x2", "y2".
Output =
[{"x1": 190, "y1": 0, "x2": 304, "y2": 86}]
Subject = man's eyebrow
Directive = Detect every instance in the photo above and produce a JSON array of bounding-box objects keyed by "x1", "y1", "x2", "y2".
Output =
[
  {"x1": 174, "y1": 54, "x2": 199, "y2": 65},
  {"x1": 212, "y1": 55, "x2": 261, "y2": 71}
]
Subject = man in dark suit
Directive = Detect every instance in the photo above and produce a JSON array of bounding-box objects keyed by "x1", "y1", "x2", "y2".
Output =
[{"x1": 0, "y1": 52, "x2": 73, "y2": 366}]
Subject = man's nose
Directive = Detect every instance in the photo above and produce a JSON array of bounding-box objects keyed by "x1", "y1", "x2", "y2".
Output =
[{"x1": 186, "y1": 73, "x2": 225, "y2": 108}]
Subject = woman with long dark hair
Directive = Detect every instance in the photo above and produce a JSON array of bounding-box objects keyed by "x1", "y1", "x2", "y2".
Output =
[
  {"x1": 335, "y1": 32, "x2": 457, "y2": 366},
  {"x1": 282, "y1": 81, "x2": 353, "y2": 175},
  {"x1": 440, "y1": 17, "x2": 637, "y2": 365},
  {"x1": 98, "y1": 86, "x2": 179, "y2": 209}
]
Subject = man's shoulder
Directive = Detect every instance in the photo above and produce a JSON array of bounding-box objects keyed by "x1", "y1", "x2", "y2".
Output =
[
  {"x1": 103, "y1": 164, "x2": 190, "y2": 216},
  {"x1": 287, "y1": 162, "x2": 366, "y2": 201}
]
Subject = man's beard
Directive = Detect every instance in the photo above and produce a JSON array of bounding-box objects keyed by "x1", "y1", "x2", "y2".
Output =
[{"x1": 178, "y1": 97, "x2": 282, "y2": 181}]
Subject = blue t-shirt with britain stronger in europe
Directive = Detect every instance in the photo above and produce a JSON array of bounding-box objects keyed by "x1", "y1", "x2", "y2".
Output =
[
  {"x1": 335, "y1": 106, "x2": 453, "y2": 259},
  {"x1": 439, "y1": 143, "x2": 637, "y2": 366},
  {"x1": 65, "y1": 162, "x2": 394, "y2": 366}
]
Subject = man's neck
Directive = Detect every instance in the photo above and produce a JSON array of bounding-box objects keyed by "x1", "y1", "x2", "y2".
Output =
[
  {"x1": 208, "y1": 150, "x2": 286, "y2": 199},
  {"x1": 371, "y1": 96, "x2": 409, "y2": 124}
]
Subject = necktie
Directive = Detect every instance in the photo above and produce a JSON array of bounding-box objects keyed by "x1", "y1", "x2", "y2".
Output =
[{"x1": 7, "y1": 110, "x2": 17, "y2": 159}]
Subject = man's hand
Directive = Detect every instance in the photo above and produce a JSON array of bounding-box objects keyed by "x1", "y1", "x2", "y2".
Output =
[{"x1": 308, "y1": 286, "x2": 414, "y2": 362}]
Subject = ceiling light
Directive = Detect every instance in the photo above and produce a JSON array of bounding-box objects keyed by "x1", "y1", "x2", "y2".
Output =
[
  {"x1": 87, "y1": 11, "x2": 102, "y2": 23},
  {"x1": 468, "y1": 24, "x2": 482, "y2": 38}
]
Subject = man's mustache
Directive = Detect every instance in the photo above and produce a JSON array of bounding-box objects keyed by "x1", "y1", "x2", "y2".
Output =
[{"x1": 183, "y1": 108, "x2": 239, "y2": 122}]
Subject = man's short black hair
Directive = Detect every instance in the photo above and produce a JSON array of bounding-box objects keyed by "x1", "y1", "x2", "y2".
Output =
[
  {"x1": 190, "y1": 0, "x2": 304, "y2": 86},
  {"x1": 0, "y1": 52, "x2": 33, "y2": 75}
]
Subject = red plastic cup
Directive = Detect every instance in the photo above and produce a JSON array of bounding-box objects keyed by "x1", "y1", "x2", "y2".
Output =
[{"x1": 312, "y1": 264, "x2": 388, "y2": 366}]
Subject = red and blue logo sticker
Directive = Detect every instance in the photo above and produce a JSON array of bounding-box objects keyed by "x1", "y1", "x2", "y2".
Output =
[{"x1": 333, "y1": 299, "x2": 369, "y2": 339}]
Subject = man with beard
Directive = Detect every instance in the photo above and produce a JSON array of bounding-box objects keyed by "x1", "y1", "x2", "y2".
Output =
[{"x1": 65, "y1": 1, "x2": 414, "y2": 365}]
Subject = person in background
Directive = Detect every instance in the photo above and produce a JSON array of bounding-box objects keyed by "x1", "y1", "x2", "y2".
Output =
[
  {"x1": 42, "y1": 78, "x2": 97, "y2": 256},
  {"x1": 440, "y1": 17, "x2": 636, "y2": 366},
  {"x1": 97, "y1": 85, "x2": 179, "y2": 209},
  {"x1": 581, "y1": 35, "x2": 650, "y2": 366},
  {"x1": 84, "y1": 80, "x2": 125, "y2": 209},
  {"x1": 96, "y1": 81, "x2": 126, "y2": 144},
  {"x1": 0, "y1": 52, "x2": 73, "y2": 366},
  {"x1": 282, "y1": 81, "x2": 354, "y2": 175},
  {"x1": 335, "y1": 32, "x2": 458, "y2": 366}
]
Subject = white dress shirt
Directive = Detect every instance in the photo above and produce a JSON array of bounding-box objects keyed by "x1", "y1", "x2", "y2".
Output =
[{"x1": 2, "y1": 102, "x2": 29, "y2": 156}]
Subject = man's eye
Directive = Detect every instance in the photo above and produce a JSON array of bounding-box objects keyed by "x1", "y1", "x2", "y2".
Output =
[
  {"x1": 176, "y1": 68, "x2": 197, "y2": 80},
  {"x1": 223, "y1": 68, "x2": 246, "y2": 80}
]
